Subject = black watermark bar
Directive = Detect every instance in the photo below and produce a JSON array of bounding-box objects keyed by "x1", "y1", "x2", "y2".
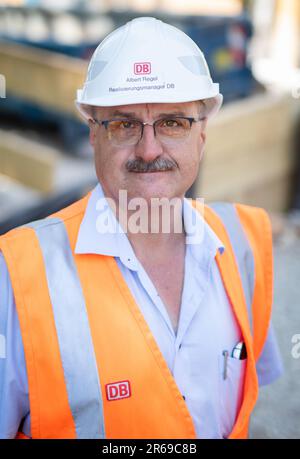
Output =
[{"x1": 0, "y1": 439, "x2": 290, "y2": 457}]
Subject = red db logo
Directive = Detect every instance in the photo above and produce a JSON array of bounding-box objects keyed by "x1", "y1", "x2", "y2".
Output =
[
  {"x1": 105, "y1": 380, "x2": 131, "y2": 401},
  {"x1": 134, "y1": 62, "x2": 151, "y2": 75}
]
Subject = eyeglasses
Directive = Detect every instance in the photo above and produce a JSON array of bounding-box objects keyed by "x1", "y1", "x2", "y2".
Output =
[{"x1": 92, "y1": 116, "x2": 206, "y2": 146}]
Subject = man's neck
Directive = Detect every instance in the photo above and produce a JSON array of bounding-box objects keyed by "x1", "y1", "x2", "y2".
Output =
[
  {"x1": 129, "y1": 229, "x2": 186, "y2": 262},
  {"x1": 99, "y1": 183, "x2": 187, "y2": 259},
  {"x1": 118, "y1": 197, "x2": 186, "y2": 260}
]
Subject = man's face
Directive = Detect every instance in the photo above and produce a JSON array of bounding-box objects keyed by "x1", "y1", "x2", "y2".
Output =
[{"x1": 89, "y1": 101, "x2": 207, "y2": 203}]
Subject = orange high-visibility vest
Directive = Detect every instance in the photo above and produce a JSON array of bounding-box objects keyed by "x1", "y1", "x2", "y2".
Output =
[{"x1": 0, "y1": 194, "x2": 273, "y2": 439}]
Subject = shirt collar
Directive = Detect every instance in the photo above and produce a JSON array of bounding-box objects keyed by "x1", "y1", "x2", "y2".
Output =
[
  {"x1": 75, "y1": 183, "x2": 139, "y2": 270},
  {"x1": 75, "y1": 183, "x2": 225, "y2": 269},
  {"x1": 183, "y1": 197, "x2": 225, "y2": 262}
]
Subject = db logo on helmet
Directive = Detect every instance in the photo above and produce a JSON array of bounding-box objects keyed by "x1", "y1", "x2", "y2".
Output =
[{"x1": 134, "y1": 62, "x2": 151, "y2": 75}]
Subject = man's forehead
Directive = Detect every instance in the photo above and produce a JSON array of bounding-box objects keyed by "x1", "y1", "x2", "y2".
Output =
[{"x1": 94, "y1": 101, "x2": 198, "y2": 118}]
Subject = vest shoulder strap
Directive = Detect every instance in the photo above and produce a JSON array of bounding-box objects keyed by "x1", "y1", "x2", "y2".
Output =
[
  {"x1": 207, "y1": 202, "x2": 273, "y2": 360},
  {"x1": 208, "y1": 202, "x2": 255, "y2": 334}
]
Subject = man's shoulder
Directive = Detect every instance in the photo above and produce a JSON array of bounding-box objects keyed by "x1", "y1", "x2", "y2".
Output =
[
  {"x1": 233, "y1": 202, "x2": 272, "y2": 233},
  {"x1": 201, "y1": 201, "x2": 272, "y2": 250},
  {"x1": 205, "y1": 201, "x2": 271, "y2": 226},
  {"x1": 205, "y1": 200, "x2": 267, "y2": 213},
  {"x1": 0, "y1": 192, "x2": 91, "y2": 243},
  {"x1": 50, "y1": 192, "x2": 91, "y2": 224}
]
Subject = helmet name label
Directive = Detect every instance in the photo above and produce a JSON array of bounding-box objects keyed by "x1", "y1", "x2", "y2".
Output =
[
  {"x1": 108, "y1": 82, "x2": 176, "y2": 93},
  {"x1": 127, "y1": 76, "x2": 158, "y2": 83}
]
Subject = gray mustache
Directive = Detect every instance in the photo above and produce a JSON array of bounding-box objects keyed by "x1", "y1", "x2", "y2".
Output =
[{"x1": 126, "y1": 157, "x2": 177, "y2": 172}]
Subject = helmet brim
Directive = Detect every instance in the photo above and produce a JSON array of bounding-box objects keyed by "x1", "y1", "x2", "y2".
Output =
[{"x1": 75, "y1": 93, "x2": 223, "y2": 124}]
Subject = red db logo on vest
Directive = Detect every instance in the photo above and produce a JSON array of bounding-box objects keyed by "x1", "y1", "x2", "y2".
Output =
[
  {"x1": 105, "y1": 380, "x2": 131, "y2": 401},
  {"x1": 134, "y1": 62, "x2": 151, "y2": 75}
]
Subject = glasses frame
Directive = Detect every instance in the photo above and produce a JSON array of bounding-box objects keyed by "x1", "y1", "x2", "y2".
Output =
[{"x1": 91, "y1": 115, "x2": 206, "y2": 145}]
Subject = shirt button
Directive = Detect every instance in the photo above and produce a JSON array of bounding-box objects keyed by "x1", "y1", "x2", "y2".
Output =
[
  {"x1": 182, "y1": 395, "x2": 186, "y2": 400},
  {"x1": 179, "y1": 344, "x2": 182, "y2": 349}
]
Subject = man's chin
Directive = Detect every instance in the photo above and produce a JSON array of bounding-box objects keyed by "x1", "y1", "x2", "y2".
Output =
[{"x1": 127, "y1": 187, "x2": 183, "y2": 204}]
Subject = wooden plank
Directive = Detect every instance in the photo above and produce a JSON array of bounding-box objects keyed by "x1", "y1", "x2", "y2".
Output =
[
  {"x1": 199, "y1": 142, "x2": 294, "y2": 197},
  {"x1": 0, "y1": 42, "x2": 88, "y2": 117},
  {"x1": 206, "y1": 172, "x2": 294, "y2": 212},
  {"x1": 0, "y1": 130, "x2": 58, "y2": 192},
  {"x1": 241, "y1": 173, "x2": 295, "y2": 212},
  {"x1": 205, "y1": 93, "x2": 291, "y2": 161},
  {"x1": 193, "y1": 92, "x2": 297, "y2": 211}
]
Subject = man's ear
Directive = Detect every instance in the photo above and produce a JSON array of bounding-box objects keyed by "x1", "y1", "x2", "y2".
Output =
[
  {"x1": 88, "y1": 119, "x2": 97, "y2": 146},
  {"x1": 201, "y1": 117, "x2": 208, "y2": 137},
  {"x1": 199, "y1": 118, "x2": 208, "y2": 161}
]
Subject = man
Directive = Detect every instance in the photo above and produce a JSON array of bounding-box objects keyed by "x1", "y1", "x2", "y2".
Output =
[{"x1": 0, "y1": 17, "x2": 283, "y2": 439}]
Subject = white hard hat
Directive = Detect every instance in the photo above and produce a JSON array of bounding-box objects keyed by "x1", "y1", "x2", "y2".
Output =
[{"x1": 76, "y1": 17, "x2": 223, "y2": 119}]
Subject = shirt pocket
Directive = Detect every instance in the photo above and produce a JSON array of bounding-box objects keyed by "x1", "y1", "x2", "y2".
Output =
[{"x1": 218, "y1": 354, "x2": 247, "y2": 438}]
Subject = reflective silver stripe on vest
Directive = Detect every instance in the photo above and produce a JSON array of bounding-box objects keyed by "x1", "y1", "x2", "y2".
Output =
[
  {"x1": 208, "y1": 203, "x2": 254, "y2": 335},
  {"x1": 27, "y1": 218, "x2": 105, "y2": 439}
]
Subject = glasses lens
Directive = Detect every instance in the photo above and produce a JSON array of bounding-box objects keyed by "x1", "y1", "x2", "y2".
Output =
[
  {"x1": 155, "y1": 117, "x2": 191, "y2": 141},
  {"x1": 107, "y1": 120, "x2": 141, "y2": 145}
]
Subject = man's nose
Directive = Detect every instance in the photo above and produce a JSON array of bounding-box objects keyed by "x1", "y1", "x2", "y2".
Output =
[{"x1": 134, "y1": 124, "x2": 163, "y2": 161}]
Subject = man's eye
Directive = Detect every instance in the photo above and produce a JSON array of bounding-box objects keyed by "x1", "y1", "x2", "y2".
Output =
[
  {"x1": 163, "y1": 119, "x2": 180, "y2": 127},
  {"x1": 120, "y1": 121, "x2": 135, "y2": 129}
]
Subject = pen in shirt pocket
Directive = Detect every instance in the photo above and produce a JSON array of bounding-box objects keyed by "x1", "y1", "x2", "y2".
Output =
[{"x1": 222, "y1": 341, "x2": 247, "y2": 380}]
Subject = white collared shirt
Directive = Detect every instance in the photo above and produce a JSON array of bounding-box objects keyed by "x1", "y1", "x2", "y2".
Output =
[{"x1": 0, "y1": 184, "x2": 283, "y2": 439}]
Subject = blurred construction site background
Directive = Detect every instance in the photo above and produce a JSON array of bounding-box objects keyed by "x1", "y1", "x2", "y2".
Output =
[{"x1": 0, "y1": 0, "x2": 300, "y2": 438}]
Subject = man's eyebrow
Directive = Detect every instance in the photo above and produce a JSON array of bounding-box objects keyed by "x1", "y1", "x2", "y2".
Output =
[
  {"x1": 109, "y1": 110, "x2": 192, "y2": 118},
  {"x1": 157, "y1": 111, "x2": 189, "y2": 117},
  {"x1": 110, "y1": 110, "x2": 138, "y2": 118}
]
